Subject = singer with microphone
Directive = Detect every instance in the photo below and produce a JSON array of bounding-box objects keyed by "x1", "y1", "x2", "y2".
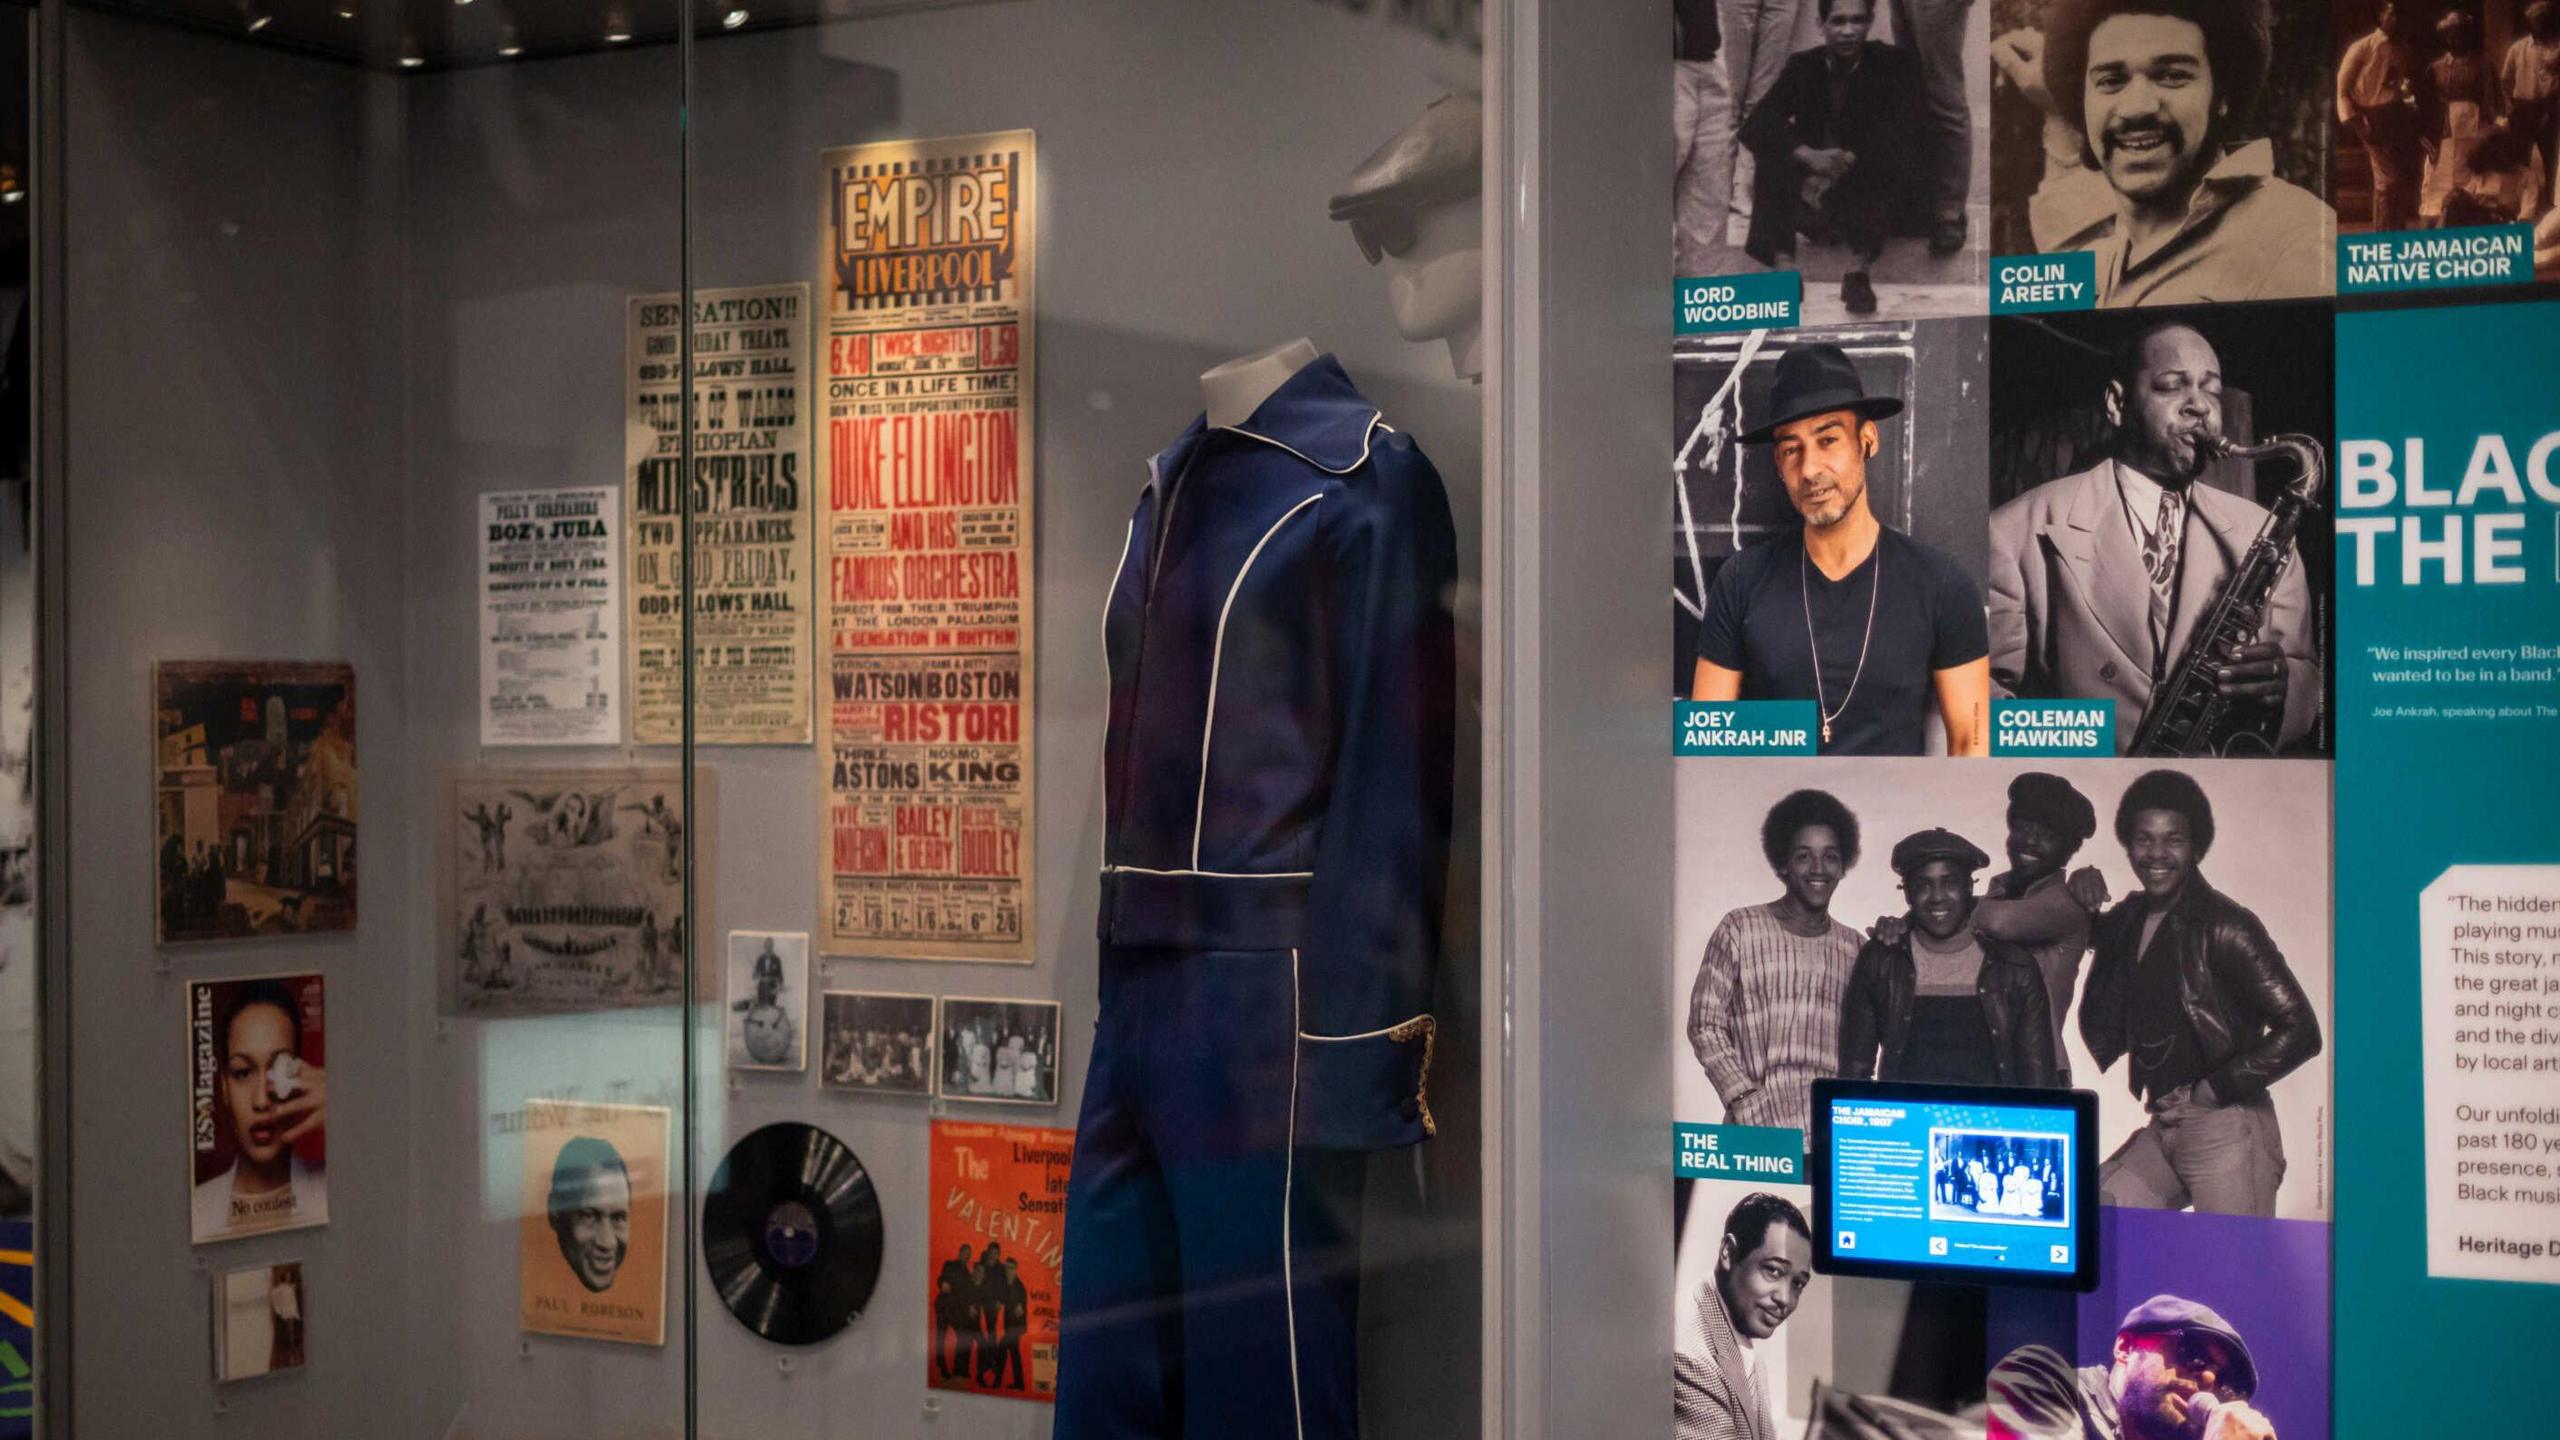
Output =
[{"x1": 1984, "y1": 1294, "x2": 2277, "y2": 1440}]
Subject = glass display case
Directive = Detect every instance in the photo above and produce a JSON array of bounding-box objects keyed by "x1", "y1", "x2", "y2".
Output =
[
  {"x1": 34, "y1": 1, "x2": 2560, "y2": 1438},
  {"x1": 21, "y1": 0, "x2": 1537, "y2": 1436}
]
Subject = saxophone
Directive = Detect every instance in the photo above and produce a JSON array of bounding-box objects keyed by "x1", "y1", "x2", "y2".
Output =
[{"x1": 2126, "y1": 432, "x2": 2325, "y2": 758}]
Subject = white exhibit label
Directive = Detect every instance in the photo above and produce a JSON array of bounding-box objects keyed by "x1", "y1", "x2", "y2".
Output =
[{"x1": 2423, "y1": 864, "x2": 2560, "y2": 1283}]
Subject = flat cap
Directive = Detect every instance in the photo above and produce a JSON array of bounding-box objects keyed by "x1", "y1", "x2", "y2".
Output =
[
  {"x1": 1329, "y1": 92, "x2": 1482, "y2": 222},
  {"x1": 2116, "y1": 1294, "x2": 2259, "y2": 1400},
  {"x1": 2006, "y1": 772, "x2": 2097, "y2": 843},
  {"x1": 1890, "y1": 828, "x2": 1991, "y2": 878}
]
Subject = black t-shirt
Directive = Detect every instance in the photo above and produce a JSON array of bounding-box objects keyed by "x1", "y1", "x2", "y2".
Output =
[{"x1": 1695, "y1": 527, "x2": 1989, "y2": 756}]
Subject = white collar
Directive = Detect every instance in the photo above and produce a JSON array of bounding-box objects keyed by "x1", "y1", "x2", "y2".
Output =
[{"x1": 2111, "y1": 459, "x2": 2185, "y2": 541}]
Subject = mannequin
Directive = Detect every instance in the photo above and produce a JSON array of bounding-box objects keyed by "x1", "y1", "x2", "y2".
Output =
[
  {"x1": 1382, "y1": 197, "x2": 1482, "y2": 381},
  {"x1": 1330, "y1": 92, "x2": 1486, "y2": 383},
  {"x1": 1202, "y1": 337, "x2": 1320, "y2": 428}
]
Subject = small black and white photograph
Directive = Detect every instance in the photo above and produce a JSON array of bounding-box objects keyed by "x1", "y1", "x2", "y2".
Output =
[
  {"x1": 1672, "y1": 1178, "x2": 1833, "y2": 1440},
  {"x1": 1671, "y1": 757, "x2": 2332, "y2": 1220},
  {"x1": 1988, "y1": 0, "x2": 2337, "y2": 306},
  {"x1": 938, "y1": 997, "x2": 1061, "y2": 1106},
  {"x1": 2336, "y1": 0, "x2": 2560, "y2": 277},
  {"x1": 1673, "y1": 321, "x2": 1993, "y2": 756},
  {"x1": 820, "y1": 991, "x2": 936, "y2": 1097},
  {"x1": 725, "y1": 931, "x2": 808, "y2": 1073},
  {"x1": 1928, "y1": 1128, "x2": 2070, "y2": 1223},
  {"x1": 1678, "y1": 0, "x2": 1992, "y2": 321},
  {"x1": 1990, "y1": 302, "x2": 2335, "y2": 757}
]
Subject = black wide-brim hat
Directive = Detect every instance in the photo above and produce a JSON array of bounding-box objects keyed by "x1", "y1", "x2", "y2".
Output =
[{"x1": 1739, "y1": 342, "x2": 1904, "y2": 444}]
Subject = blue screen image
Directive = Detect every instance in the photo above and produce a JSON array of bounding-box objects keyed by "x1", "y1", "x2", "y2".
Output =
[{"x1": 1826, "y1": 1095, "x2": 2077, "y2": 1276}]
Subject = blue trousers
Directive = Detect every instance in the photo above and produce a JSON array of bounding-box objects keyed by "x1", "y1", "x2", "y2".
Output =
[{"x1": 1055, "y1": 945, "x2": 1370, "y2": 1438}]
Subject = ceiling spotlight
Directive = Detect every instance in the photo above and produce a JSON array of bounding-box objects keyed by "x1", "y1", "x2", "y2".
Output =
[
  {"x1": 335, "y1": 0, "x2": 355, "y2": 15},
  {"x1": 603, "y1": 5, "x2": 633, "y2": 41},
  {"x1": 496, "y1": 20, "x2": 522, "y2": 55},
  {"x1": 0, "y1": 166, "x2": 23, "y2": 206},
  {"x1": 240, "y1": 1, "x2": 272, "y2": 32},
  {"x1": 455, "y1": 0, "x2": 474, "y2": 7},
  {"x1": 722, "y1": 6, "x2": 748, "y2": 27},
  {"x1": 398, "y1": 36, "x2": 424, "y2": 67}
]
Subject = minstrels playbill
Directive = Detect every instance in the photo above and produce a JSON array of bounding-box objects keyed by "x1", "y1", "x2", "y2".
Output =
[
  {"x1": 819, "y1": 131, "x2": 1037, "y2": 962},
  {"x1": 626, "y1": 282, "x2": 815, "y2": 745}
]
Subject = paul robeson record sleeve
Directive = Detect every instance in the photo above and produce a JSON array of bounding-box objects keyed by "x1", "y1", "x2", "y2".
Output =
[{"x1": 818, "y1": 130, "x2": 1037, "y2": 963}]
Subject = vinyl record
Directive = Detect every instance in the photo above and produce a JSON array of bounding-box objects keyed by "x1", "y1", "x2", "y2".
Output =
[{"x1": 702, "y1": 1122, "x2": 884, "y2": 1345}]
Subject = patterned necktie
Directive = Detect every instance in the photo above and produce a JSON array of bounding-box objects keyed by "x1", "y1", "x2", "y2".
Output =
[{"x1": 2145, "y1": 486, "x2": 2186, "y2": 667}]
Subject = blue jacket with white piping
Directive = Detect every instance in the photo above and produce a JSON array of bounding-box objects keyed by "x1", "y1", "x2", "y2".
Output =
[{"x1": 1097, "y1": 355, "x2": 1457, "y2": 1151}]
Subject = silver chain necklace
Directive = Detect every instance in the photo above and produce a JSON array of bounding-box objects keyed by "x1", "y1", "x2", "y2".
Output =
[{"x1": 1801, "y1": 537, "x2": 1881, "y2": 748}]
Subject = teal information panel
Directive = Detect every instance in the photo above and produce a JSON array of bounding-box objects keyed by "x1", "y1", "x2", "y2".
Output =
[
  {"x1": 2337, "y1": 299, "x2": 2560, "y2": 1432},
  {"x1": 1674, "y1": 272, "x2": 1800, "y2": 335},
  {"x1": 1673, "y1": 700, "x2": 1819, "y2": 755},
  {"x1": 1674, "y1": 1123, "x2": 1803, "y2": 1184}
]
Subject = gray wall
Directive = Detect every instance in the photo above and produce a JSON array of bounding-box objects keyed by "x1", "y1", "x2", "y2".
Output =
[
  {"x1": 62, "y1": 10, "x2": 416, "y2": 1436},
  {"x1": 62, "y1": 3, "x2": 1484, "y2": 1437}
]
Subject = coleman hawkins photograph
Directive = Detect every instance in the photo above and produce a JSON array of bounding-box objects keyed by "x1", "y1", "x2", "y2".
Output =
[
  {"x1": 1988, "y1": 302, "x2": 2334, "y2": 757},
  {"x1": 1678, "y1": 0, "x2": 1992, "y2": 321}
]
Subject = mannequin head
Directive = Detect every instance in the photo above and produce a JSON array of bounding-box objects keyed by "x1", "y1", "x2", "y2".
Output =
[
  {"x1": 1330, "y1": 92, "x2": 1486, "y2": 382},
  {"x1": 1382, "y1": 194, "x2": 1484, "y2": 380}
]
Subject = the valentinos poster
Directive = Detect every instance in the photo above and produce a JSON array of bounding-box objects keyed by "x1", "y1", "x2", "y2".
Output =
[
  {"x1": 819, "y1": 131, "x2": 1036, "y2": 962},
  {"x1": 927, "y1": 1118, "x2": 1068, "y2": 1403},
  {"x1": 478, "y1": 486, "x2": 621, "y2": 747},
  {"x1": 626, "y1": 282, "x2": 815, "y2": 746}
]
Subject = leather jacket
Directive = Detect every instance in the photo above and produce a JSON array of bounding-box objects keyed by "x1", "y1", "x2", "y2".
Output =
[
  {"x1": 2079, "y1": 875, "x2": 2322, "y2": 1103},
  {"x1": 1837, "y1": 930, "x2": 2058, "y2": 1088}
]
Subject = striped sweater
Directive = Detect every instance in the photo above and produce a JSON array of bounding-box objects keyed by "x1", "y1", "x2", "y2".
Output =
[{"x1": 1687, "y1": 902, "x2": 1862, "y2": 1132}]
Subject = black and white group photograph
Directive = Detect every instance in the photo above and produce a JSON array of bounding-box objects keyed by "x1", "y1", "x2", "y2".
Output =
[
  {"x1": 1679, "y1": 0, "x2": 1993, "y2": 320},
  {"x1": 1988, "y1": 0, "x2": 2339, "y2": 306},
  {"x1": 938, "y1": 997, "x2": 1061, "y2": 1106},
  {"x1": 1929, "y1": 1128, "x2": 2069, "y2": 1222},
  {"x1": 1672, "y1": 756, "x2": 2333, "y2": 1219},
  {"x1": 2336, "y1": 0, "x2": 2560, "y2": 275},
  {"x1": 819, "y1": 991, "x2": 937, "y2": 1097}
]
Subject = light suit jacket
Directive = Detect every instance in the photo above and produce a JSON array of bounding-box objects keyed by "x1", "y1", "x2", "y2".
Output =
[
  {"x1": 1674, "y1": 1279, "x2": 1777, "y2": 1440},
  {"x1": 1987, "y1": 460, "x2": 2318, "y2": 753}
]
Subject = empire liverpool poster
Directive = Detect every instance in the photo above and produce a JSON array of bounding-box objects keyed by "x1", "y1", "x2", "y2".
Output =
[
  {"x1": 818, "y1": 131, "x2": 1036, "y2": 963},
  {"x1": 625, "y1": 282, "x2": 814, "y2": 745}
]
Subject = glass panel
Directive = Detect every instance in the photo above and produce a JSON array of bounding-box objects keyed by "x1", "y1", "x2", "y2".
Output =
[
  {"x1": 0, "y1": 11, "x2": 32, "y2": 1437},
  {"x1": 681, "y1": 3, "x2": 1487, "y2": 1434},
  {"x1": 49, "y1": 1, "x2": 691, "y2": 1434}
]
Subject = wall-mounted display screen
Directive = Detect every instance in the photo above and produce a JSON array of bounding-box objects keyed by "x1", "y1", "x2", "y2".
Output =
[{"x1": 1809, "y1": 1079, "x2": 2097, "y2": 1292}]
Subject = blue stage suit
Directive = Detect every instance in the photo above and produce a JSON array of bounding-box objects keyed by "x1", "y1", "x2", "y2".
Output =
[{"x1": 1057, "y1": 355, "x2": 1456, "y2": 1439}]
